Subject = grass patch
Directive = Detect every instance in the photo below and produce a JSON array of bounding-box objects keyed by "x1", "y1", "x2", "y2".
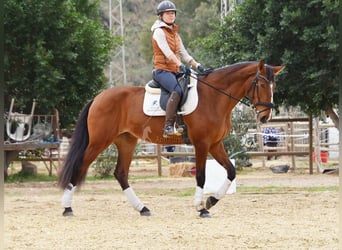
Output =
[
  {"x1": 174, "y1": 188, "x2": 194, "y2": 197},
  {"x1": 128, "y1": 175, "x2": 166, "y2": 181},
  {"x1": 5, "y1": 172, "x2": 165, "y2": 184},
  {"x1": 6, "y1": 171, "x2": 57, "y2": 183},
  {"x1": 86, "y1": 175, "x2": 115, "y2": 181},
  {"x1": 171, "y1": 186, "x2": 338, "y2": 198},
  {"x1": 237, "y1": 185, "x2": 338, "y2": 193},
  {"x1": 86, "y1": 175, "x2": 166, "y2": 182},
  {"x1": 300, "y1": 186, "x2": 339, "y2": 192}
]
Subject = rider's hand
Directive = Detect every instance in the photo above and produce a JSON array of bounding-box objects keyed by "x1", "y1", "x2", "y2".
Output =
[
  {"x1": 179, "y1": 64, "x2": 191, "y2": 75},
  {"x1": 197, "y1": 65, "x2": 213, "y2": 76},
  {"x1": 197, "y1": 64, "x2": 205, "y2": 73}
]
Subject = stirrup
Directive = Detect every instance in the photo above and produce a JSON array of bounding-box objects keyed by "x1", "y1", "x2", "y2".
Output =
[
  {"x1": 163, "y1": 125, "x2": 183, "y2": 138},
  {"x1": 175, "y1": 126, "x2": 184, "y2": 135}
]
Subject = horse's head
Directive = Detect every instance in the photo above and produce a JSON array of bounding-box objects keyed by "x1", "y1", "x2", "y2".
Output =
[{"x1": 246, "y1": 60, "x2": 284, "y2": 123}]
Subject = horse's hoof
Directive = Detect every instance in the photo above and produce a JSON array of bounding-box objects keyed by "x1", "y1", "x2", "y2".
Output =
[
  {"x1": 63, "y1": 207, "x2": 74, "y2": 216},
  {"x1": 140, "y1": 206, "x2": 151, "y2": 216},
  {"x1": 199, "y1": 208, "x2": 211, "y2": 218},
  {"x1": 206, "y1": 196, "x2": 219, "y2": 210}
]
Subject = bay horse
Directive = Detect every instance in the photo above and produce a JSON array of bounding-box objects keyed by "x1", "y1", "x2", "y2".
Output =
[{"x1": 58, "y1": 60, "x2": 284, "y2": 218}]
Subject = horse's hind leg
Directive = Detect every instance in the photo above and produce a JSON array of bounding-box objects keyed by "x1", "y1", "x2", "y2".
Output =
[
  {"x1": 62, "y1": 142, "x2": 110, "y2": 216},
  {"x1": 206, "y1": 142, "x2": 236, "y2": 210},
  {"x1": 114, "y1": 133, "x2": 151, "y2": 216}
]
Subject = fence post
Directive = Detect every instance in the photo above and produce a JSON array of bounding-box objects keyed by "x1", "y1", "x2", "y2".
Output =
[
  {"x1": 290, "y1": 121, "x2": 296, "y2": 171},
  {"x1": 257, "y1": 124, "x2": 266, "y2": 168},
  {"x1": 309, "y1": 114, "x2": 313, "y2": 174},
  {"x1": 157, "y1": 144, "x2": 162, "y2": 176}
]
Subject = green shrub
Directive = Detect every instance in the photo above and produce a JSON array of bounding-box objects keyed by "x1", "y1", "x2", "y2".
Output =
[
  {"x1": 92, "y1": 144, "x2": 118, "y2": 178},
  {"x1": 223, "y1": 106, "x2": 256, "y2": 170}
]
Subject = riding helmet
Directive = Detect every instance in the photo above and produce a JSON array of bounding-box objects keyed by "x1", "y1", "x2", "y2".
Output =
[{"x1": 157, "y1": 1, "x2": 177, "y2": 15}]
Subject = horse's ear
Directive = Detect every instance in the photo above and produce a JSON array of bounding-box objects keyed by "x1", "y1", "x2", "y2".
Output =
[
  {"x1": 273, "y1": 65, "x2": 285, "y2": 76},
  {"x1": 258, "y1": 59, "x2": 265, "y2": 71}
]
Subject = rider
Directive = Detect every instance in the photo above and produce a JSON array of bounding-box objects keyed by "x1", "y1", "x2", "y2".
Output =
[{"x1": 151, "y1": 0, "x2": 205, "y2": 138}]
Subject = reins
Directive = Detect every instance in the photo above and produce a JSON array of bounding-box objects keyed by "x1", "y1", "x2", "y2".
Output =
[
  {"x1": 189, "y1": 69, "x2": 274, "y2": 114},
  {"x1": 189, "y1": 73, "x2": 252, "y2": 107}
]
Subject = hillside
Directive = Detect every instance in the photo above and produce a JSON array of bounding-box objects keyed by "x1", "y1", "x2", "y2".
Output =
[
  {"x1": 100, "y1": 0, "x2": 167, "y2": 86},
  {"x1": 100, "y1": 0, "x2": 220, "y2": 86}
]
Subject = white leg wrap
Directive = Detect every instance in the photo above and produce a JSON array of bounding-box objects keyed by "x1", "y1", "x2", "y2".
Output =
[
  {"x1": 61, "y1": 183, "x2": 77, "y2": 208},
  {"x1": 214, "y1": 178, "x2": 231, "y2": 200},
  {"x1": 124, "y1": 187, "x2": 144, "y2": 212},
  {"x1": 194, "y1": 186, "x2": 204, "y2": 211},
  {"x1": 227, "y1": 179, "x2": 237, "y2": 194}
]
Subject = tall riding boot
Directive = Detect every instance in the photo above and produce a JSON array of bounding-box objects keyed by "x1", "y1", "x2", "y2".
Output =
[{"x1": 163, "y1": 91, "x2": 184, "y2": 138}]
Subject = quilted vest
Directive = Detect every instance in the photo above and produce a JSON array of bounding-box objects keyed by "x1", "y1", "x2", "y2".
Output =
[{"x1": 152, "y1": 25, "x2": 180, "y2": 73}]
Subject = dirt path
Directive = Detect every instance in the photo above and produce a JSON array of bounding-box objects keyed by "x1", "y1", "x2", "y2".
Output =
[{"x1": 4, "y1": 169, "x2": 339, "y2": 249}]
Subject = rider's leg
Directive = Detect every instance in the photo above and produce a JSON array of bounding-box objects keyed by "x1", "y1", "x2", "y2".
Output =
[
  {"x1": 163, "y1": 91, "x2": 183, "y2": 137},
  {"x1": 153, "y1": 70, "x2": 183, "y2": 137}
]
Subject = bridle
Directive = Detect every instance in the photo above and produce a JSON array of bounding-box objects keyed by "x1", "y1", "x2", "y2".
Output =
[{"x1": 246, "y1": 70, "x2": 274, "y2": 115}]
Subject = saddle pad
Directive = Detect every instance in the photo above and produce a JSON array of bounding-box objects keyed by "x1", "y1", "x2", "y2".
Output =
[{"x1": 143, "y1": 77, "x2": 198, "y2": 116}]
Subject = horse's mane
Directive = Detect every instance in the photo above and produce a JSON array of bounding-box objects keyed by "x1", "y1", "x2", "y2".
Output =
[
  {"x1": 213, "y1": 61, "x2": 275, "y2": 81},
  {"x1": 214, "y1": 61, "x2": 257, "y2": 74}
]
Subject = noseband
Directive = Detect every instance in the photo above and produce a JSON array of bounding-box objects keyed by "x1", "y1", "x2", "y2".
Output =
[{"x1": 247, "y1": 71, "x2": 274, "y2": 115}]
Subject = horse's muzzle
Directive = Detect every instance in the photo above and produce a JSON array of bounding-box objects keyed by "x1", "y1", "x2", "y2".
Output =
[
  {"x1": 254, "y1": 102, "x2": 273, "y2": 123},
  {"x1": 259, "y1": 115, "x2": 269, "y2": 124}
]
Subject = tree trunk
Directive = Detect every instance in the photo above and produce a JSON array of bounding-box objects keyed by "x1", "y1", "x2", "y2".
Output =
[
  {"x1": 313, "y1": 117, "x2": 322, "y2": 173},
  {"x1": 325, "y1": 106, "x2": 339, "y2": 129}
]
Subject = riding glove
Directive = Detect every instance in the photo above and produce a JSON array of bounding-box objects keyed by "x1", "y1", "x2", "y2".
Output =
[
  {"x1": 179, "y1": 64, "x2": 191, "y2": 75},
  {"x1": 197, "y1": 65, "x2": 205, "y2": 73},
  {"x1": 197, "y1": 65, "x2": 213, "y2": 76}
]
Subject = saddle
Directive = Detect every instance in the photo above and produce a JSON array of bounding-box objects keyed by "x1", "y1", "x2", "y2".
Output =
[
  {"x1": 150, "y1": 74, "x2": 190, "y2": 110},
  {"x1": 143, "y1": 73, "x2": 198, "y2": 117}
]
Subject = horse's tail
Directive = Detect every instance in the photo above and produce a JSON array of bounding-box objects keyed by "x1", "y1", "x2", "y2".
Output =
[{"x1": 58, "y1": 100, "x2": 93, "y2": 189}]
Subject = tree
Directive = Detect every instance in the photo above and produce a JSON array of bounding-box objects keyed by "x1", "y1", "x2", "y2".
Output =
[
  {"x1": 174, "y1": 0, "x2": 220, "y2": 43},
  {"x1": 4, "y1": 0, "x2": 120, "y2": 127},
  {"x1": 192, "y1": 0, "x2": 339, "y2": 128}
]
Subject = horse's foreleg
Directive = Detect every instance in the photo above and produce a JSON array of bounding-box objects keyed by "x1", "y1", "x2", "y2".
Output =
[
  {"x1": 193, "y1": 145, "x2": 211, "y2": 218},
  {"x1": 114, "y1": 133, "x2": 151, "y2": 216},
  {"x1": 206, "y1": 142, "x2": 236, "y2": 210}
]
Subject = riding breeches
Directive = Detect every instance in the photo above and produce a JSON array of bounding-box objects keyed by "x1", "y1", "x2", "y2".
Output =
[{"x1": 153, "y1": 69, "x2": 182, "y2": 96}]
